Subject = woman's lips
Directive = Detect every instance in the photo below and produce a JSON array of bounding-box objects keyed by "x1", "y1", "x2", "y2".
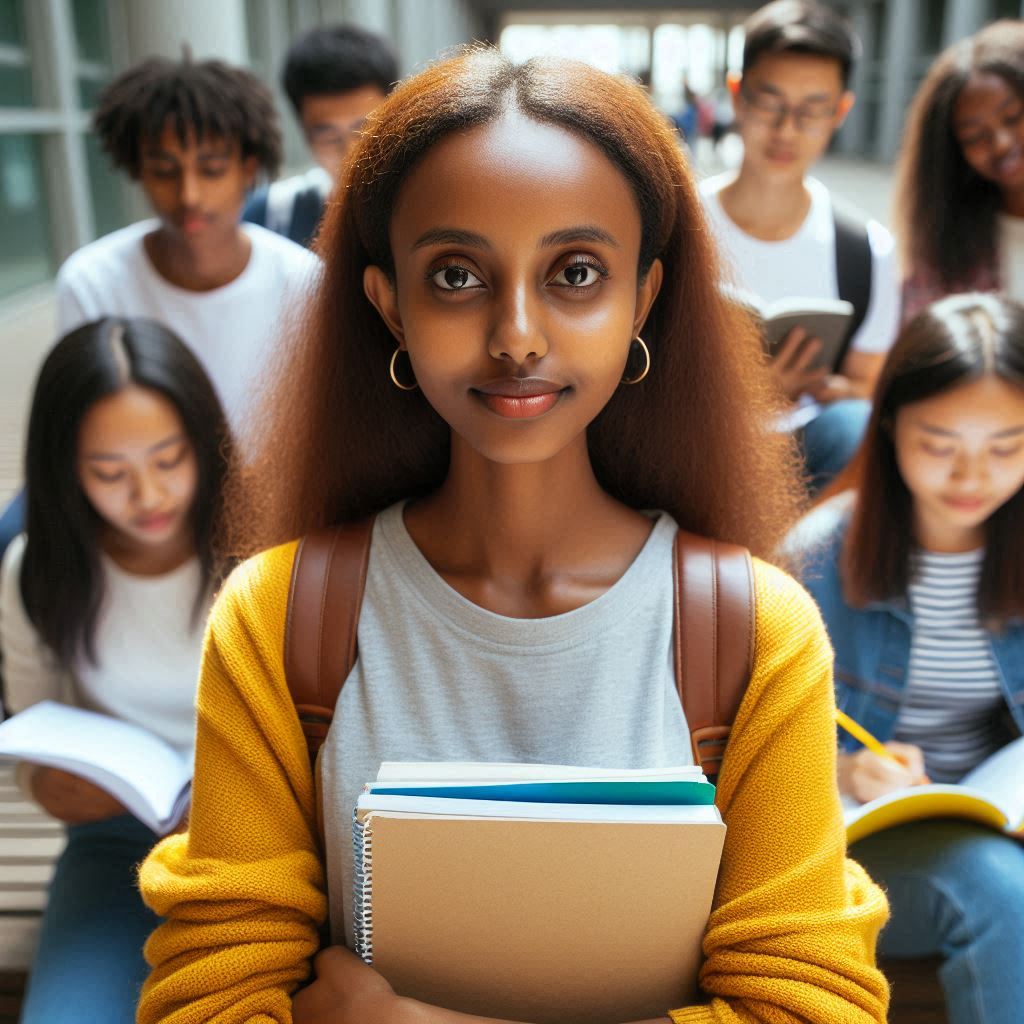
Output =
[
  {"x1": 135, "y1": 511, "x2": 177, "y2": 532},
  {"x1": 473, "y1": 377, "x2": 567, "y2": 419},
  {"x1": 941, "y1": 495, "x2": 988, "y2": 513}
]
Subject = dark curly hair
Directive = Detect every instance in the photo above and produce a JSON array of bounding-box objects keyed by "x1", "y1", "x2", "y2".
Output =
[{"x1": 93, "y1": 56, "x2": 282, "y2": 178}]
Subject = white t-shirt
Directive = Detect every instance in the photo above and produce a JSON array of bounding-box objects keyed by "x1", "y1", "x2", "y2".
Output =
[
  {"x1": 0, "y1": 533, "x2": 208, "y2": 759},
  {"x1": 998, "y1": 213, "x2": 1024, "y2": 302},
  {"x1": 699, "y1": 173, "x2": 900, "y2": 426},
  {"x1": 55, "y1": 220, "x2": 320, "y2": 442}
]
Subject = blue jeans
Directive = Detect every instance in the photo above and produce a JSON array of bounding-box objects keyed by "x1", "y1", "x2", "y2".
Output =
[
  {"x1": 19, "y1": 814, "x2": 160, "y2": 1024},
  {"x1": 0, "y1": 488, "x2": 25, "y2": 561},
  {"x1": 798, "y1": 399, "x2": 871, "y2": 494},
  {"x1": 853, "y1": 820, "x2": 1024, "y2": 1024}
]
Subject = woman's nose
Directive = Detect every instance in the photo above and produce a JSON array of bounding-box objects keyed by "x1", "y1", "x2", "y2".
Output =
[{"x1": 486, "y1": 283, "x2": 549, "y2": 366}]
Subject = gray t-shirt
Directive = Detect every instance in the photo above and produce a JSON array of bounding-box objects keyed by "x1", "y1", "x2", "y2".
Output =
[{"x1": 321, "y1": 502, "x2": 692, "y2": 945}]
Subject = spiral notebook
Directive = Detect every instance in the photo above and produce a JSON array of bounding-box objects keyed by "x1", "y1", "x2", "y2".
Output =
[{"x1": 351, "y1": 762, "x2": 725, "y2": 1024}]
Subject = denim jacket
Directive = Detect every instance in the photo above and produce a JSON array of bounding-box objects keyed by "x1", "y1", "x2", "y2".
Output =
[{"x1": 788, "y1": 497, "x2": 1024, "y2": 752}]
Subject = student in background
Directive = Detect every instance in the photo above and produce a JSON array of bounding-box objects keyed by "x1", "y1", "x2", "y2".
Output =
[
  {"x1": 788, "y1": 293, "x2": 1024, "y2": 1024},
  {"x1": 0, "y1": 317, "x2": 231, "y2": 1024},
  {"x1": 243, "y1": 23, "x2": 398, "y2": 247},
  {"x1": 701, "y1": 0, "x2": 900, "y2": 493},
  {"x1": 0, "y1": 55, "x2": 318, "y2": 563},
  {"x1": 136, "y1": 46, "x2": 888, "y2": 1024},
  {"x1": 897, "y1": 20, "x2": 1024, "y2": 322}
]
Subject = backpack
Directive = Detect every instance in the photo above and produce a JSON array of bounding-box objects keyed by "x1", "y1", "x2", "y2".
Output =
[
  {"x1": 284, "y1": 517, "x2": 755, "y2": 782},
  {"x1": 832, "y1": 202, "x2": 874, "y2": 372}
]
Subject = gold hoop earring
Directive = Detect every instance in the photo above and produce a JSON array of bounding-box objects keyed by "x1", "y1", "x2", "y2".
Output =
[
  {"x1": 389, "y1": 348, "x2": 418, "y2": 391},
  {"x1": 621, "y1": 336, "x2": 651, "y2": 385}
]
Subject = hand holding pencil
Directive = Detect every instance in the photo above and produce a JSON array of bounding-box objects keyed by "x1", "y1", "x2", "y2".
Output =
[{"x1": 835, "y1": 709, "x2": 930, "y2": 805}]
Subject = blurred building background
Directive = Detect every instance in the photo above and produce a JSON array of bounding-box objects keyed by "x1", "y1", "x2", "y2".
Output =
[{"x1": 1, "y1": 0, "x2": 1021, "y2": 313}]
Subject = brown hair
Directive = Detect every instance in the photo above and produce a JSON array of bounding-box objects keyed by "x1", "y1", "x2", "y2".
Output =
[
  {"x1": 235, "y1": 47, "x2": 803, "y2": 560},
  {"x1": 839, "y1": 293, "x2": 1024, "y2": 625},
  {"x1": 894, "y1": 20, "x2": 1024, "y2": 291}
]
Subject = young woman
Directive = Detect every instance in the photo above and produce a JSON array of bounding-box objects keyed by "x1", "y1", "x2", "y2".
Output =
[
  {"x1": 789, "y1": 293, "x2": 1024, "y2": 1024},
  {"x1": 0, "y1": 317, "x2": 232, "y2": 1024},
  {"x1": 136, "y1": 48, "x2": 889, "y2": 1024},
  {"x1": 896, "y1": 20, "x2": 1024, "y2": 322}
]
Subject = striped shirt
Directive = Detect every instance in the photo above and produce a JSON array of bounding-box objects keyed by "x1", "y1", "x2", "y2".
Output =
[{"x1": 894, "y1": 548, "x2": 1009, "y2": 783}]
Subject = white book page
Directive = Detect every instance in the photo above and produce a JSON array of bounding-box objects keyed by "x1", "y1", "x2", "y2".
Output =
[
  {"x1": 761, "y1": 297, "x2": 853, "y2": 320},
  {"x1": 960, "y1": 735, "x2": 1024, "y2": 829},
  {"x1": 0, "y1": 701, "x2": 191, "y2": 834},
  {"x1": 358, "y1": 792, "x2": 723, "y2": 824},
  {"x1": 375, "y1": 762, "x2": 705, "y2": 784}
]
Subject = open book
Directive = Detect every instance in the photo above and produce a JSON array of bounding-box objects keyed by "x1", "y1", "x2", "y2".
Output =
[
  {"x1": 353, "y1": 761, "x2": 724, "y2": 1024},
  {"x1": 0, "y1": 701, "x2": 191, "y2": 836},
  {"x1": 845, "y1": 735, "x2": 1024, "y2": 845},
  {"x1": 724, "y1": 285, "x2": 854, "y2": 371}
]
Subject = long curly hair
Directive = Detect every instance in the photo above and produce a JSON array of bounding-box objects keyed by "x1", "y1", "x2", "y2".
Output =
[{"x1": 233, "y1": 46, "x2": 803, "y2": 561}]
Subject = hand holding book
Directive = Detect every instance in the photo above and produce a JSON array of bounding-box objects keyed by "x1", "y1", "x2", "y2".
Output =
[{"x1": 28, "y1": 765, "x2": 129, "y2": 825}]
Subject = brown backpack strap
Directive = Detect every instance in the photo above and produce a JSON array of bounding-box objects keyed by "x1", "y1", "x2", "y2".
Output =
[
  {"x1": 673, "y1": 530, "x2": 755, "y2": 781},
  {"x1": 284, "y1": 517, "x2": 376, "y2": 764}
]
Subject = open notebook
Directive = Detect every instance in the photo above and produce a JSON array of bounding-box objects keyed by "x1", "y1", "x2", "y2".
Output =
[
  {"x1": 352, "y1": 761, "x2": 725, "y2": 1024},
  {"x1": 845, "y1": 735, "x2": 1024, "y2": 844}
]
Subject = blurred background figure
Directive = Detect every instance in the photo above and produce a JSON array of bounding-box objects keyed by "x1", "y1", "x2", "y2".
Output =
[{"x1": 243, "y1": 24, "x2": 399, "y2": 248}]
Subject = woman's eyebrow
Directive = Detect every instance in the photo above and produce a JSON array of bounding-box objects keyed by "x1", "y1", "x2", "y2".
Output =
[
  {"x1": 412, "y1": 228, "x2": 492, "y2": 251},
  {"x1": 956, "y1": 93, "x2": 1022, "y2": 128},
  {"x1": 916, "y1": 422, "x2": 1024, "y2": 438},
  {"x1": 539, "y1": 226, "x2": 620, "y2": 249}
]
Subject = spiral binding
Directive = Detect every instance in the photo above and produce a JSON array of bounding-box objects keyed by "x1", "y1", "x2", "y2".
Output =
[{"x1": 352, "y1": 813, "x2": 375, "y2": 964}]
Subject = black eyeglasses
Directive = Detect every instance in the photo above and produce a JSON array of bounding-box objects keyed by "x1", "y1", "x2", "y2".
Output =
[{"x1": 739, "y1": 85, "x2": 839, "y2": 135}]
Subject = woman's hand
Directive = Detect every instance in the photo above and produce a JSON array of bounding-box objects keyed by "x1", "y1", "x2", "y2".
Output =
[
  {"x1": 29, "y1": 765, "x2": 127, "y2": 824},
  {"x1": 838, "y1": 742, "x2": 930, "y2": 804},
  {"x1": 292, "y1": 946, "x2": 419, "y2": 1024}
]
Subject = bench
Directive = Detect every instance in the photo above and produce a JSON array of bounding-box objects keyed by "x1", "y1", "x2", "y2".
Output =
[{"x1": 0, "y1": 764, "x2": 64, "y2": 1023}]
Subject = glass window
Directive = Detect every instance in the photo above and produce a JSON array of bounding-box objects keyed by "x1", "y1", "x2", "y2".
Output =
[
  {"x1": 71, "y1": 0, "x2": 110, "y2": 64},
  {"x1": 0, "y1": 63, "x2": 32, "y2": 106},
  {"x1": 0, "y1": 0, "x2": 24, "y2": 47},
  {"x1": 78, "y1": 74, "x2": 107, "y2": 109},
  {"x1": 84, "y1": 131, "x2": 127, "y2": 238},
  {"x1": 0, "y1": 133, "x2": 54, "y2": 299}
]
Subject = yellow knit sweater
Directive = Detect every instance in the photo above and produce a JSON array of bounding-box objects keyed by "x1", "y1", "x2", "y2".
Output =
[{"x1": 137, "y1": 540, "x2": 889, "y2": 1024}]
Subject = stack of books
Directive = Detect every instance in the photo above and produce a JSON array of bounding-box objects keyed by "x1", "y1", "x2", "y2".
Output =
[{"x1": 351, "y1": 761, "x2": 726, "y2": 1024}]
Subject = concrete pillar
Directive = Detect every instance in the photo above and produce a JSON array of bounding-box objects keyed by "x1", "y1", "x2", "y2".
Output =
[
  {"x1": 877, "y1": 0, "x2": 921, "y2": 162},
  {"x1": 122, "y1": 0, "x2": 249, "y2": 64},
  {"x1": 943, "y1": 0, "x2": 993, "y2": 48},
  {"x1": 342, "y1": 0, "x2": 396, "y2": 39},
  {"x1": 835, "y1": 0, "x2": 873, "y2": 155}
]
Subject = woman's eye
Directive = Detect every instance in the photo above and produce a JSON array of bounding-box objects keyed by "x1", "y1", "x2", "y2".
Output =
[
  {"x1": 991, "y1": 445, "x2": 1022, "y2": 458},
  {"x1": 551, "y1": 262, "x2": 605, "y2": 289},
  {"x1": 431, "y1": 265, "x2": 483, "y2": 291},
  {"x1": 92, "y1": 470, "x2": 126, "y2": 483},
  {"x1": 922, "y1": 443, "x2": 955, "y2": 457},
  {"x1": 156, "y1": 449, "x2": 188, "y2": 470}
]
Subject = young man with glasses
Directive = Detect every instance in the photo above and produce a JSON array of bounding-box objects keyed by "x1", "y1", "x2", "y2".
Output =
[
  {"x1": 243, "y1": 24, "x2": 398, "y2": 248},
  {"x1": 700, "y1": 0, "x2": 899, "y2": 492}
]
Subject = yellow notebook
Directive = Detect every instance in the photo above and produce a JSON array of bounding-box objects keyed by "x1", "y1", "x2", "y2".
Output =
[{"x1": 845, "y1": 735, "x2": 1024, "y2": 845}]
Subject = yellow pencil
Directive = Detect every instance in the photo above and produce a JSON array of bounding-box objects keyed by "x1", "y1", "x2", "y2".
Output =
[{"x1": 834, "y1": 709, "x2": 902, "y2": 763}]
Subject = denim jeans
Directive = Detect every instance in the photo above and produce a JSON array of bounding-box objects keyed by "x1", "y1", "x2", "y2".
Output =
[
  {"x1": 19, "y1": 813, "x2": 160, "y2": 1024},
  {"x1": 852, "y1": 820, "x2": 1024, "y2": 1024},
  {"x1": 798, "y1": 398, "x2": 872, "y2": 494}
]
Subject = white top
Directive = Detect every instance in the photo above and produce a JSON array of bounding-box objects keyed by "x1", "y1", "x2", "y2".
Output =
[
  {"x1": 321, "y1": 503, "x2": 691, "y2": 947},
  {"x1": 895, "y1": 548, "x2": 1008, "y2": 784},
  {"x1": 55, "y1": 220, "x2": 320, "y2": 443},
  {"x1": 998, "y1": 213, "x2": 1024, "y2": 302},
  {"x1": 699, "y1": 173, "x2": 900, "y2": 426},
  {"x1": 0, "y1": 533, "x2": 208, "y2": 759}
]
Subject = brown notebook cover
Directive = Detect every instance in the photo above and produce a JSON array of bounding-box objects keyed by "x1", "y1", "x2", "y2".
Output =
[{"x1": 355, "y1": 810, "x2": 725, "y2": 1024}]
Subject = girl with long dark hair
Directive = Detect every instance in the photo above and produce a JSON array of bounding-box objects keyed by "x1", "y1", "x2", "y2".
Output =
[
  {"x1": 137, "y1": 48, "x2": 888, "y2": 1024},
  {"x1": 789, "y1": 293, "x2": 1024, "y2": 1024},
  {"x1": 896, "y1": 20, "x2": 1024, "y2": 321},
  {"x1": 0, "y1": 316, "x2": 231, "y2": 1024}
]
